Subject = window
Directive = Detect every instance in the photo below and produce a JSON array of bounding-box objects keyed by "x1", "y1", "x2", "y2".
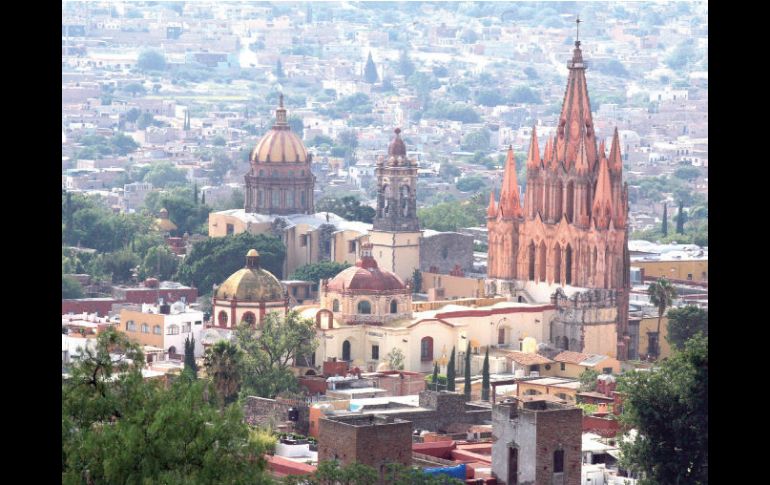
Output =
[
  {"x1": 194, "y1": 320, "x2": 202, "y2": 326},
  {"x1": 342, "y1": 340, "x2": 351, "y2": 361},
  {"x1": 218, "y1": 311, "x2": 229, "y2": 327},
  {"x1": 141, "y1": 323, "x2": 149, "y2": 333},
  {"x1": 421, "y1": 337, "x2": 434, "y2": 361},
  {"x1": 287, "y1": 190, "x2": 294, "y2": 207},
  {"x1": 226, "y1": 224, "x2": 234, "y2": 235},
  {"x1": 372, "y1": 345, "x2": 379, "y2": 360},
  {"x1": 357, "y1": 300, "x2": 372, "y2": 314},
  {"x1": 153, "y1": 325, "x2": 161, "y2": 335},
  {"x1": 182, "y1": 322, "x2": 191, "y2": 333},
  {"x1": 390, "y1": 300, "x2": 398, "y2": 314},
  {"x1": 272, "y1": 191, "x2": 280, "y2": 207},
  {"x1": 301, "y1": 191, "x2": 306, "y2": 207},
  {"x1": 126, "y1": 320, "x2": 136, "y2": 332},
  {"x1": 292, "y1": 286, "x2": 298, "y2": 296},
  {"x1": 242, "y1": 312, "x2": 256, "y2": 325},
  {"x1": 258, "y1": 190, "x2": 263, "y2": 205},
  {"x1": 300, "y1": 235, "x2": 308, "y2": 247},
  {"x1": 602, "y1": 367, "x2": 612, "y2": 374},
  {"x1": 167, "y1": 325, "x2": 179, "y2": 335},
  {"x1": 498, "y1": 327, "x2": 505, "y2": 345},
  {"x1": 332, "y1": 299, "x2": 340, "y2": 312},
  {"x1": 259, "y1": 169, "x2": 264, "y2": 177},
  {"x1": 560, "y1": 362, "x2": 566, "y2": 371},
  {"x1": 553, "y1": 450, "x2": 564, "y2": 473},
  {"x1": 348, "y1": 241, "x2": 356, "y2": 253},
  {"x1": 530, "y1": 364, "x2": 540, "y2": 372},
  {"x1": 687, "y1": 273, "x2": 693, "y2": 281}
]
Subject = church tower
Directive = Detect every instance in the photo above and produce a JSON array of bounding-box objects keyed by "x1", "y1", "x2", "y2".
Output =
[
  {"x1": 486, "y1": 28, "x2": 630, "y2": 359},
  {"x1": 369, "y1": 128, "x2": 422, "y2": 282}
]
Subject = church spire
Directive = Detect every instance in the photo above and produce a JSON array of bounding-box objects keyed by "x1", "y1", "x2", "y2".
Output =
[
  {"x1": 526, "y1": 125, "x2": 540, "y2": 170},
  {"x1": 487, "y1": 189, "x2": 497, "y2": 218},
  {"x1": 500, "y1": 146, "x2": 523, "y2": 217},
  {"x1": 274, "y1": 93, "x2": 288, "y2": 127},
  {"x1": 575, "y1": 135, "x2": 590, "y2": 175},
  {"x1": 592, "y1": 151, "x2": 613, "y2": 230},
  {"x1": 555, "y1": 27, "x2": 597, "y2": 169},
  {"x1": 608, "y1": 127, "x2": 623, "y2": 173}
]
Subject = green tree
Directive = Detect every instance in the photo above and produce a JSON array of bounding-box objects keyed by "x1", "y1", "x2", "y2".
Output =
[
  {"x1": 124, "y1": 107, "x2": 141, "y2": 123},
  {"x1": 481, "y1": 347, "x2": 490, "y2": 401},
  {"x1": 102, "y1": 249, "x2": 140, "y2": 283},
  {"x1": 446, "y1": 347, "x2": 456, "y2": 392},
  {"x1": 618, "y1": 335, "x2": 708, "y2": 484},
  {"x1": 212, "y1": 135, "x2": 227, "y2": 146},
  {"x1": 143, "y1": 162, "x2": 188, "y2": 188},
  {"x1": 579, "y1": 368, "x2": 599, "y2": 392},
  {"x1": 290, "y1": 261, "x2": 351, "y2": 288},
  {"x1": 204, "y1": 340, "x2": 242, "y2": 408},
  {"x1": 464, "y1": 343, "x2": 471, "y2": 400},
  {"x1": 432, "y1": 362, "x2": 440, "y2": 391},
  {"x1": 666, "y1": 306, "x2": 708, "y2": 351},
  {"x1": 137, "y1": 50, "x2": 167, "y2": 71},
  {"x1": 139, "y1": 244, "x2": 179, "y2": 281},
  {"x1": 62, "y1": 275, "x2": 85, "y2": 299},
  {"x1": 235, "y1": 311, "x2": 318, "y2": 399},
  {"x1": 123, "y1": 82, "x2": 147, "y2": 97},
  {"x1": 508, "y1": 86, "x2": 542, "y2": 104},
  {"x1": 647, "y1": 278, "x2": 677, "y2": 358},
  {"x1": 364, "y1": 51, "x2": 378, "y2": 83},
  {"x1": 288, "y1": 115, "x2": 304, "y2": 138},
  {"x1": 176, "y1": 233, "x2": 286, "y2": 294},
  {"x1": 661, "y1": 203, "x2": 668, "y2": 236},
  {"x1": 673, "y1": 166, "x2": 700, "y2": 181},
  {"x1": 386, "y1": 348, "x2": 405, "y2": 371},
  {"x1": 461, "y1": 129, "x2": 491, "y2": 151},
  {"x1": 315, "y1": 196, "x2": 374, "y2": 223},
  {"x1": 184, "y1": 336, "x2": 198, "y2": 379},
  {"x1": 411, "y1": 268, "x2": 422, "y2": 294},
  {"x1": 456, "y1": 176, "x2": 487, "y2": 192},
  {"x1": 397, "y1": 50, "x2": 415, "y2": 77},
  {"x1": 676, "y1": 200, "x2": 686, "y2": 234},
  {"x1": 144, "y1": 185, "x2": 212, "y2": 236}
]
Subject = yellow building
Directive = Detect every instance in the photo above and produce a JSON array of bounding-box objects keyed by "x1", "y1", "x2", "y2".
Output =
[
  {"x1": 119, "y1": 303, "x2": 205, "y2": 359},
  {"x1": 638, "y1": 315, "x2": 671, "y2": 360},
  {"x1": 633, "y1": 259, "x2": 708, "y2": 283},
  {"x1": 550, "y1": 351, "x2": 621, "y2": 378},
  {"x1": 420, "y1": 272, "x2": 486, "y2": 299},
  {"x1": 516, "y1": 377, "x2": 582, "y2": 403}
]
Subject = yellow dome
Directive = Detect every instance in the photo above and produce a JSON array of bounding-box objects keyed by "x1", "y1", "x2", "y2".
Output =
[
  {"x1": 215, "y1": 267, "x2": 285, "y2": 302},
  {"x1": 154, "y1": 209, "x2": 177, "y2": 232},
  {"x1": 247, "y1": 249, "x2": 259, "y2": 257},
  {"x1": 250, "y1": 96, "x2": 309, "y2": 164}
]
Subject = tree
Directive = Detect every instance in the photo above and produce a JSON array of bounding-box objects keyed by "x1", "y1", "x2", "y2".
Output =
[
  {"x1": 647, "y1": 278, "x2": 677, "y2": 358},
  {"x1": 143, "y1": 161, "x2": 188, "y2": 188},
  {"x1": 144, "y1": 185, "x2": 212, "y2": 236},
  {"x1": 464, "y1": 343, "x2": 471, "y2": 400},
  {"x1": 397, "y1": 50, "x2": 415, "y2": 77},
  {"x1": 123, "y1": 82, "x2": 147, "y2": 97},
  {"x1": 62, "y1": 275, "x2": 85, "y2": 299},
  {"x1": 315, "y1": 196, "x2": 374, "y2": 223},
  {"x1": 204, "y1": 341, "x2": 242, "y2": 408},
  {"x1": 618, "y1": 335, "x2": 708, "y2": 484},
  {"x1": 275, "y1": 59, "x2": 285, "y2": 78},
  {"x1": 288, "y1": 115, "x2": 304, "y2": 138},
  {"x1": 446, "y1": 347, "x2": 456, "y2": 392},
  {"x1": 676, "y1": 200, "x2": 685, "y2": 234},
  {"x1": 523, "y1": 66, "x2": 539, "y2": 79},
  {"x1": 139, "y1": 244, "x2": 179, "y2": 280},
  {"x1": 661, "y1": 203, "x2": 668, "y2": 236},
  {"x1": 102, "y1": 249, "x2": 140, "y2": 283},
  {"x1": 508, "y1": 86, "x2": 542, "y2": 104},
  {"x1": 481, "y1": 347, "x2": 490, "y2": 401},
  {"x1": 212, "y1": 135, "x2": 227, "y2": 146},
  {"x1": 176, "y1": 232, "x2": 287, "y2": 294},
  {"x1": 184, "y1": 336, "x2": 198, "y2": 379},
  {"x1": 364, "y1": 51, "x2": 378, "y2": 83},
  {"x1": 291, "y1": 261, "x2": 351, "y2": 289},
  {"x1": 673, "y1": 166, "x2": 700, "y2": 181},
  {"x1": 137, "y1": 50, "x2": 167, "y2": 71},
  {"x1": 386, "y1": 348, "x2": 405, "y2": 371},
  {"x1": 666, "y1": 306, "x2": 708, "y2": 350},
  {"x1": 193, "y1": 183, "x2": 199, "y2": 205},
  {"x1": 411, "y1": 268, "x2": 422, "y2": 294},
  {"x1": 235, "y1": 311, "x2": 319, "y2": 399},
  {"x1": 456, "y1": 176, "x2": 487, "y2": 192},
  {"x1": 579, "y1": 368, "x2": 599, "y2": 392},
  {"x1": 432, "y1": 362, "x2": 440, "y2": 391},
  {"x1": 461, "y1": 129, "x2": 491, "y2": 151}
]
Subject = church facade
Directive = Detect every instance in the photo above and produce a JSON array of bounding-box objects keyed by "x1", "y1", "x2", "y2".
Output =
[{"x1": 486, "y1": 40, "x2": 631, "y2": 359}]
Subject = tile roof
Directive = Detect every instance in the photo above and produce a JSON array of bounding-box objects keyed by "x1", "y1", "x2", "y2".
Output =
[
  {"x1": 553, "y1": 351, "x2": 592, "y2": 364},
  {"x1": 503, "y1": 351, "x2": 554, "y2": 366}
]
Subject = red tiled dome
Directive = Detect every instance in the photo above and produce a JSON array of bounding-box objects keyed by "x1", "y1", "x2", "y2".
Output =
[{"x1": 326, "y1": 258, "x2": 405, "y2": 292}]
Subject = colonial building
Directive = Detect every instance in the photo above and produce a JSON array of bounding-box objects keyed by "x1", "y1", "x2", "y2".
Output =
[
  {"x1": 369, "y1": 128, "x2": 422, "y2": 282},
  {"x1": 485, "y1": 38, "x2": 630, "y2": 359},
  {"x1": 244, "y1": 95, "x2": 315, "y2": 215},
  {"x1": 212, "y1": 249, "x2": 288, "y2": 329}
]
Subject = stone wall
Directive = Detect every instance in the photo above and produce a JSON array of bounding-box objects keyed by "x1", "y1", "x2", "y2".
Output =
[
  {"x1": 242, "y1": 396, "x2": 310, "y2": 435},
  {"x1": 420, "y1": 232, "x2": 474, "y2": 274},
  {"x1": 318, "y1": 415, "x2": 412, "y2": 469}
]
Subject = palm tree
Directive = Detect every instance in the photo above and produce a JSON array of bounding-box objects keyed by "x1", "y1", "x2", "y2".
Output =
[
  {"x1": 647, "y1": 278, "x2": 677, "y2": 358},
  {"x1": 203, "y1": 341, "x2": 242, "y2": 408}
]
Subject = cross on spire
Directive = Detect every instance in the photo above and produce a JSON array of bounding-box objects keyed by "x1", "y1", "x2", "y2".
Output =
[{"x1": 575, "y1": 15, "x2": 582, "y2": 47}]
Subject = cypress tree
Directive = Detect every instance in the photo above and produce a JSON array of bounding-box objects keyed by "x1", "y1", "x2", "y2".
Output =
[
  {"x1": 432, "y1": 362, "x2": 439, "y2": 391},
  {"x1": 364, "y1": 51, "x2": 379, "y2": 84},
  {"x1": 481, "y1": 347, "x2": 490, "y2": 401},
  {"x1": 661, "y1": 202, "x2": 668, "y2": 236},
  {"x1": 201, "y1": 192, "x2": 206, "y2": 205},
  {"x1": 194, "y1": 183, "x2": 198, "y2": 205},
  {"x1": 464, "y1": 342, "x2": 472, "y2": 400},
  {"x1": 676, "y1": 200, "x2": 685, "y2": 234},
  {"x1": 446, "y1": 346, "x2": 456, "y2": 392},
  {"x1": 184, "y1": 336, "x2": 198, "y2": 379}
]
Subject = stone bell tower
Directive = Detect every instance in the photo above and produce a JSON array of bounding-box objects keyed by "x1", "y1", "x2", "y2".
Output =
[{"x1": 369, "y1": 128, "x2": 422, "y2": 283}]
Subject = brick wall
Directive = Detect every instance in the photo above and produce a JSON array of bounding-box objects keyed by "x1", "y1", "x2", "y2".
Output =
[
  {"x1": 62, "y1": 299, "x2": 119, "y2": 316},
  {"x1": 534, "y1": 407, "x2": 582, "y2": 485},
  {"x1": 420, "y1": 232, "x2": 474, "y2": 274},
  {"x1": 318, "y1": 416, "x2": 412, "y2": 470},
  {"x1": 243, "y1": 396, "x2": 309, "y2": 435}
]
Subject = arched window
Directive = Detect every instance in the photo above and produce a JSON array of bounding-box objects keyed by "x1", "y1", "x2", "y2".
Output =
[
  {"x1": 528, "y1": 242, "x2": 536, "y2": 280},
  {"x1": 566, "y1": 181, "x2": 574, "y2": 222},
  {"x1": 555, "y1": 181, "x2": 563, "y2": 220},
  {"x1": 565, "y1": 245, "x2": 573, "y2": 285},
  {"x1": 242, "y1": 312, "x2": 256, "y2": 326},
  {"x1": 168, "y1": 346, "x2": 177, "y2": 357},
  {"x1": 604, "y1": 247, "x2": 611, "y2": 288},
  {"x1": 286, "y1": 190, "x2": 294, "y2": 207},
  {"x1": 301, "y1": 191, "x2": 306, "y2": 207},
  {"x1": 498, "y1": 327, "x2": 506, "y2": 344},
  {"x1": 390, "y1": 300, "x2": 398, "y2": 314},
  {"x1": 342, "y1": 340, "x2": 351, "y2": 361},
  {"x1": 554, "y1": 450, "x2": 564, "y2": 473},
  {"x1": 258, "y1": 190, "x2": 263, "y2": 205},
  {"x1": 218, "y1": 311, "x2": 228, "y2": 327},
  {"x1": 421, "y1": 337, "x2": 434, "y2": 361},
  {"x1": 332, "y1": 299, "x2": 340, "y2": 312},
  {"x1": 272, "y1": 190, "x2": 280, "y2": 208},
  {"x1": 126, "y1": 320, "x2": 136, "y2": 332},
  {"x1": 553, "y1": 243, "x2": 562, "y2": 284},
  {"x1": 400, "y1": 185, "x2": 410, "y2": 217},
  {"x1": 167, "y1": 325, "x2": 179, "y2": 335},
  {"x1": 141, "y1": 323, "x2": 149, "y2": 334},
  {"x1": 153, "y1": 325, "x2": 161, "y2": 335},
  {"x1": 544, "y1": 182, "x2": 551, "y2": 220},
  {"x1": 562, "y1": 336, "x2": 569, "y2": 350},
  {"x1": 357, "y1": 300, "x2": 372, "y2": 314},
  {"x1": 538, "y1": 242, "x2": 547, "y2": 282}
]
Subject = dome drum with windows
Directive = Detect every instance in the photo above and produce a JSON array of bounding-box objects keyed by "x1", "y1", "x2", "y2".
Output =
[{"x1": 211, "y1": 249, "x2": 288, "y2": 329}]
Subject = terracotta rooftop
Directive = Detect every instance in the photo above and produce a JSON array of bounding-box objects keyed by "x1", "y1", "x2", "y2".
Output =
[
  {"x1": 503, "y1": 351, "x2": 554, "y2": 366},
  {"x1": 553, "y1": 351, "x2": 608, "y2": 366}
]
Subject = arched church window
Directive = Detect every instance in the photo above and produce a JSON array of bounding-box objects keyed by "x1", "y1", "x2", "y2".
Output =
[
  {"x1": 400, "y1": 185, "x2": 410, "y2": 217},
  {"x1": 218, "y1": 311, "x2": 228, "y2": 327},
  {"x1": 566, "y1": 181, "x2": 574, "y2": 223},
  {"x1": 421, "y1": 337, "x2": 433, "y2": 362},
  {"x1": 272, "y1": 191, "x2": 280, "y2": 208},
  {"x1": 258, "y1": 190, "x2": 263, "y2": 205},
  {"x1": 332, "y1": 299, "x2": 340, "y2": 312},
  {"x1": 553, "y1": 243, "x2": 562, "y2": 285},
  {"x1": 528, "y1": 242, "x2": 536, "y2": 280},
  {"x1": 565, "y1": 245, "x2": 573, "y2": 285},
  {"x1": 286, "y1": 190, "x2": 294, "y2": 207},
  {"x1": 390, "y1": 300, "x2": 398, "y2": 314},
  {"x1": 342, "y1": 340, "x2": 351, "y2": 361},
  {"x1": 357, "y1": 300, "x2": 372, "y2": 314}
]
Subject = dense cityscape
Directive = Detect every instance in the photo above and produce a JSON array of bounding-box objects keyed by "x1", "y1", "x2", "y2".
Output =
[{"x1": 62, "y1": 2, "x2": 708, "y2": 484}]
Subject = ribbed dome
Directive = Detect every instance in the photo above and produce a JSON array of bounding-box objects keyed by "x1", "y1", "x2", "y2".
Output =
[
  {"x1": 250, "y1": 95, "x2": 309, "y2": 164},
  {"x1": 215, "y1": 250, "x2": 284, "y2": 302},
  {"x1": 326, "y1": 248, "x2": 405, "y2": 292}
]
